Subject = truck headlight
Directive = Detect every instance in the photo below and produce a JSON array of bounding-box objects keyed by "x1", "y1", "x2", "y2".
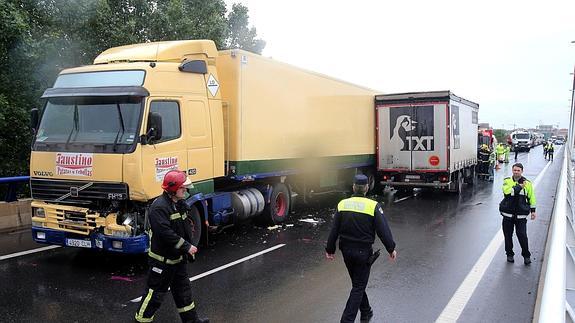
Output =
[{"x1": 34, "y1": 208, "x2": 46, "y2": 218}]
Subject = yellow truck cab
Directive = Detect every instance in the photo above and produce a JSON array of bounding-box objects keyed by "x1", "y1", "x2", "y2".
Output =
[{"x1": 29, "y1": 40, "x2": 377, "y2": 253}]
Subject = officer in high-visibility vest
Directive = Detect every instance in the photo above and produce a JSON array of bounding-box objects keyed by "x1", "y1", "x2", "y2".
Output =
[
  {"x1": 496, "y1": 143, "x2": 505, "y2": 162},
  {"x1": 500, "y1": 163, "x2": 536, "y2": 265},
  {"x1": 135, "y1": 170, "x2": 209, "y2": 323},
  {"x1": 325, "y1": 174, "x2": 397, "y2": 323},
  {"x1": 503, "y1": 144, "x2": 510, "y2": 163},
  {"x1": 547, "y1": 142, "x2": 554, "y2": 161}
]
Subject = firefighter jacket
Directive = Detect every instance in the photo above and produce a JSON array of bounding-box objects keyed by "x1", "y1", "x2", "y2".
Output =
[
  {"x1": 547, "y1": 144, "x2": 554, "y2": 152},
  {"x1": 478, "y1": 149, "x2": 490, "y2": 162},
  {"x1": 147, "y1": 192, "x2": 194, "y2": 264},
  {"x1": 500, "y1": 176, "x2": 536, "y2": 219},
  {"x1": 326, "y1": 195, "x2": 396, "y2": 254},
  {"x1": 496, "y1": 144, "x2": 505, "y2": 156}
]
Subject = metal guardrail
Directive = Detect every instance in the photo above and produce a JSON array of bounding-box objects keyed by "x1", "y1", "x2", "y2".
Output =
[
  {"x1": 535, "y1": 67, "x2": 575, "y2": 322},
  {"x1": 0, "y1": 176, "x2": 30, "y2": 202}
]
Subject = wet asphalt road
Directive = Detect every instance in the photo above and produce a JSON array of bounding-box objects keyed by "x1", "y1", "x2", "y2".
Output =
[{"x1": 0, "y1": 145, "x2": 563, "y2": 323}]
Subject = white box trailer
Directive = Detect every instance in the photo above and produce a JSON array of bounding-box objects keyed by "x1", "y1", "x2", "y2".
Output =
[{"x1": 375, "y1": 91, "x2": 479, "y2": 194}]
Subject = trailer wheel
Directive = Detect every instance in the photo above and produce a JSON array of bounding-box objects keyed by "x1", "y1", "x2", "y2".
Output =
[
  {"x1": 186, "y1": 205, "x2": 202, "y2": 246},
  {"x1": 264, "y1": 183, "x2": 291, "y2": 224}
]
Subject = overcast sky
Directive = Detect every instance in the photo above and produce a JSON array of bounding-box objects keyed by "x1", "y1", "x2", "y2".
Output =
[{"x1": 226, "y1": 0, "x2": 575, "y2": 129}]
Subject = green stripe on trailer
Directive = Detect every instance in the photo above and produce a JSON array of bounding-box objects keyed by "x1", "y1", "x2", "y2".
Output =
[{"x1": 228, "y1": 154, "x2": 375, "y2": 176}]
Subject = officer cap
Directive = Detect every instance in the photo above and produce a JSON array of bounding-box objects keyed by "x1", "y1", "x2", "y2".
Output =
[{"x1": 353, "y1": 174, "x2": 369, "y2": 185}]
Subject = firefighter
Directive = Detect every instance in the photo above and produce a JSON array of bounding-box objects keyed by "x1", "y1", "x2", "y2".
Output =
[
  {"x1": 325, "y1": 174, "x2": 397, "y2": 323},
  {"x1": 543, "y1": 142, "x2": 549, "y2": 159},
  {"x1": 135, "y1": 170, "x2": 208, "y2": 323},
  {"x1": 488, "y1": 146, "x2": 496, "y2": 182},
  {"x1": 477, "y1": 144, "x2": 491, "y2": 180}
]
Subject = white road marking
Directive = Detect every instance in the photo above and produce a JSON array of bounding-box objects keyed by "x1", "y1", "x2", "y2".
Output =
[
  {"x1": 130, "y1": 243, "x2": 286, "y2": 303},
  {"x1": 435, "y1": 160, "x2": 551, "y2": 322},
  {"x1": 0, "y1": 245, "x2": 61, "y2": 261},
  {"x1": 394, "y1": 195, "x2": 414, "y2": 203}
]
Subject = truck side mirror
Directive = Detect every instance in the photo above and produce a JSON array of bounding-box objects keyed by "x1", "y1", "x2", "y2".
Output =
[
  {"x1": 145, "y1": 112, "x2": 163, "y2": 143},
  {"x1": 30, "y1": 108, "x2": 39, "y2": 132}
]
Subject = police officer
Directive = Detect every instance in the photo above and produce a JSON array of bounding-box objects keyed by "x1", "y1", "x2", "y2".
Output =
[
  {"x1": 135, "y1": 170, "x2": 208, "y2": 323},
  {"x1": 547, "y1": 142, "x2": 554, "y2": 161},
  {"x1": 325, "y1": 174, "x2": 397, "y2": 323},
  {"x1": 500, "y1": 163, "x2": 536, "y2": 265}
]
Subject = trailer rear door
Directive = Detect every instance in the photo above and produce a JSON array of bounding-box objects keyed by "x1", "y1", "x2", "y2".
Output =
[{"x1": 376, "y1": 103, "x2": 448, "y2": 172}]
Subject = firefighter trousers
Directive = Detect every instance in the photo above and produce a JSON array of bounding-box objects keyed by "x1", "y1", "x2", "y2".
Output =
[{"x1": 135, "y1": 258, "x2": 197, "y2": 323}]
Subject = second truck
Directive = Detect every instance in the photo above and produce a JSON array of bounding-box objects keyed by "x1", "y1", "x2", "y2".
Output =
[{"x1": 375, "y1": 91, "x2": 479, "y2": 194}]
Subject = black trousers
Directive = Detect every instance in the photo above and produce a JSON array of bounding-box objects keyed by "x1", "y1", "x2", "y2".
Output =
[
  {"x1": 340, "y1": 248, "x2": 372, "y2": 323},
  {"x1": 502, "y1": 216, "x2": 531, "y2": 258},
  {"x1": 548, "y1": 152, "x2": 553, "y2": 161},
  {"x1": 514, "y1": 150, "x2": 519, "y2": 159},
  {"x1": 135, "y1": 258, "x2": 196, "y2": 322}
]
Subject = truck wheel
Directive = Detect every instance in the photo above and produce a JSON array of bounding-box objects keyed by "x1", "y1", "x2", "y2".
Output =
[
  {"x1": 456, "y1": 172, "x2": 464, "y2": 194},
  {"x1": 264, "y1": 183, "x2": 291, "y2": 224},
  {"x1": 449, "y1": 171, "x2": 463, "y2": 194},
  {"x1": 465, "y1": 168, "x2": 475, "y2": 185},
  {"x1": 186, "y1": 205, "x2": 202, "y2": 246}
]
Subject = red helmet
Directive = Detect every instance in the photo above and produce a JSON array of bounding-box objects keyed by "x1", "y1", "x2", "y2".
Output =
[{"x1": 161, "y1": 170, "x2": 192, "y2": 192}]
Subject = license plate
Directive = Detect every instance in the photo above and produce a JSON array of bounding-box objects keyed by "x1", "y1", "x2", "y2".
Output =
[
  {"x1": 405, "y1": 175, "x2": 420, "y2": 180},
  {"x1": 66, "y1": 238, "x2": 92, "y2": 248}
]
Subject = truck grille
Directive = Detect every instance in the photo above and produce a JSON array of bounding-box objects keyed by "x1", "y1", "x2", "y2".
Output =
[{"x1": 30, "y1": 178, "x2": 128, "y2": 204}]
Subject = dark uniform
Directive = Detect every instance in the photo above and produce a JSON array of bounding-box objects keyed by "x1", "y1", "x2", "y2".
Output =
[
  {"x1": 135, "y1": 192, "x2": 199, "y2": 323},
  {"x1": 326, "y1": 188, "x2": 396, "y2": 323},
  {"x1": 547, "y1": 144, "x2": 554, "y2": 161},
  {"x1": 500, "y1": 175, "x2": 536, "y2": 264}
]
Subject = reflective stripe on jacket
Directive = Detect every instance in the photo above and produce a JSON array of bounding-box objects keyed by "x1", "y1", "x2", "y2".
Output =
[{"x1": 147, "y1": 192, "x2": 193, "y2": 264}]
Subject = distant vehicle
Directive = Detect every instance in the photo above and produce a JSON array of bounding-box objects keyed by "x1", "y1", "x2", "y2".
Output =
[
  {"x1": 509, "y1": 130, "x2": 531, "y2": 152},
  {"x1": 555, "y1": 139, "x2": 564, "y2": 145}
]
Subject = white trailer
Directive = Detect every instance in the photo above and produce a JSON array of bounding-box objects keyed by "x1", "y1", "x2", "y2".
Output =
[{"x1": 375, "y1": 91, "x2": 479, "y2": 194}]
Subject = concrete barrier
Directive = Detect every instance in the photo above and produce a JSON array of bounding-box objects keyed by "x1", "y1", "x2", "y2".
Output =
[{"x1": 0, "y1": 199, "x2": 32, "y2": 232}]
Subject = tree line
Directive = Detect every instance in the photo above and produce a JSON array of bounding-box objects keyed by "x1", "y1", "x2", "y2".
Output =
[{"x1": 0, "y1": 0, "x2": 265, "y2": 181}]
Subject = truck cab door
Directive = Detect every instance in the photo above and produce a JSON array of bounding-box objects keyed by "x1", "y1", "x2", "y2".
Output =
[
  {"x1": 141, "y1": 99, "x2": 188, "y2": 198},
  {"x1": 183, "y1": 99, "x2": 214, "y2": 189}
]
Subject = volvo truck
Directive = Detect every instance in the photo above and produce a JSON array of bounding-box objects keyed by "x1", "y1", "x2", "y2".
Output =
[{"x1": 29, "y1": 40, "x2": 378, "y2": 253}]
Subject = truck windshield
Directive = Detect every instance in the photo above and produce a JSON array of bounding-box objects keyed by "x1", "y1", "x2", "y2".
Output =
[
  {"x1": 33, "y1": 97, "x2": 142, "y2": 153},
  {"x1": 515, "y1": 133, "x2": 530, "y2": 140}
]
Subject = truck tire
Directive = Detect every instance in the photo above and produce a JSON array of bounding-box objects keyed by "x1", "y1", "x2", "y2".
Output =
[
  {"x1": 465, "y1": 167, "x2": 475, "y2": 185},
  {"x1": 186, "y1": 205, "x2": 202, "y2": 246},
  {"x1": 264, "y1": 183, "x2": 291, "y2": 224},
  {"x1": 448, "y1": 171, "x2": 463, "y2": 194}
]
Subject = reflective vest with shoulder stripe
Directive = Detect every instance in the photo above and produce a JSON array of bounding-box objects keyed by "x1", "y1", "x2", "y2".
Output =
[
  {"x1": 501, "y1": 176, "x2": 536, "y2": 219},
  {"x1": 337, "y1": 196, "x2": 378, "y2": 217}
]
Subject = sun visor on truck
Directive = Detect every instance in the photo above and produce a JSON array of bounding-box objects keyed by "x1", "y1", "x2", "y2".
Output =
[{"x1": 41, "y1": 86, "x2": 150, "y2": 98}]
